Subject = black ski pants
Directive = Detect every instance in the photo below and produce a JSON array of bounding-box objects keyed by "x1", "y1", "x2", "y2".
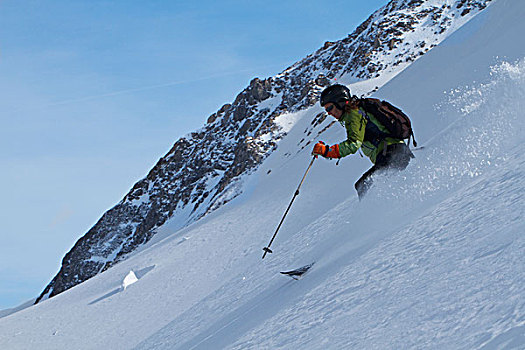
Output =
[{"x1": 354, "y1": 143, "x2": 414, "y2": 200}]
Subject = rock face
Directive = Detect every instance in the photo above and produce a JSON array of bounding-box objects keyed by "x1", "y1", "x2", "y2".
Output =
[{"x1": 36, "y1": 0, "x2": 493, "y2": 304}]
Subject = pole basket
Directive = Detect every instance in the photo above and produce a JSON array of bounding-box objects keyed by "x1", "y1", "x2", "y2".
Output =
[{"x1": 262, "y1": 247, "x2": 273, "y2": 259}]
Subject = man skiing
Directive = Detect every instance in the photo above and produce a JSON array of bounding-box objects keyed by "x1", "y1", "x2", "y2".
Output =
[{"x1": 312, "y1": 84, "x2": 414, "y2": 199}]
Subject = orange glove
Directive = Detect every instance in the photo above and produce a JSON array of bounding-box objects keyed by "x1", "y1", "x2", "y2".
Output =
[
  {"x1": 312, "y1": 141, "x2": 327, "y2": 157},
  {"x1": 312, "y1": 142, "x2": 340, "y2": 158}
]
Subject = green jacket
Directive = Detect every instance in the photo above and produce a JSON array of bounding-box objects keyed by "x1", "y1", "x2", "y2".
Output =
[{"x1": 338, "y1": 107, "x2": 404, "y2": 164}]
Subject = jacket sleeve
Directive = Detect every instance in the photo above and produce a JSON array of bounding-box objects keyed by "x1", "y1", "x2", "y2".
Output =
[{"x1": 338, "y1": 108, "x2": 366, "y2": 157}]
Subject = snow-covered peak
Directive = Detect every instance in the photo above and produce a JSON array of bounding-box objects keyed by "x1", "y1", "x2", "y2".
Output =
[{"x1": 280, "y1": 0, "x2": 493, "y2": 85}]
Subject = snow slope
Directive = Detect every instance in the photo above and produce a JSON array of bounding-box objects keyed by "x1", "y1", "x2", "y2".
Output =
[{"x1": 1, "y1": 0, "x2": 524, "y2": 349}]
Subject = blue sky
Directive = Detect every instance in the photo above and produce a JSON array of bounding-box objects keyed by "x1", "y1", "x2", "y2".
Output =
[{"x1": 0, "y1": 0, "x2": 388, "y2": 309}]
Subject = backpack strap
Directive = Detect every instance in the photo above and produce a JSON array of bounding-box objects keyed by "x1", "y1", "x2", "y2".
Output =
[{"x1": 359, "y1": 107, "x2": 390, "y2": 147}]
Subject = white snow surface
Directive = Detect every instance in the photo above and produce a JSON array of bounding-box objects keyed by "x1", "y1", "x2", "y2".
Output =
[
  {"x1": 122, "y1": 271, "x2": 139, "y2": 291},
  {"x1": 1, "y1": 0, "x2": 524, "y2": 349}
]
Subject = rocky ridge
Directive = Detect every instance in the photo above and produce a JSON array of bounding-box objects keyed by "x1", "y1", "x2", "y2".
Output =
[{"x1": 36, "y1": 0, "x2": 493, "y2": 303}]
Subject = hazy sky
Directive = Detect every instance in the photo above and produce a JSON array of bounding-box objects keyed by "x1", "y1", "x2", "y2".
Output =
[{"x1": 0, "y1": 0, "x2": 388, "y2": 309}]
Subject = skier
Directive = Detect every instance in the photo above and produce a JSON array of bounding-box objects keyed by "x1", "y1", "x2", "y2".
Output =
[{"x1": 312, "y1": 84, "x2": 414, "y2": 199}]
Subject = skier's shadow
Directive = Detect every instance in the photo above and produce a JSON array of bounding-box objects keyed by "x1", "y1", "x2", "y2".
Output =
[{"x1": 88, "y1": 265, "x2": 156, "y2": 305}]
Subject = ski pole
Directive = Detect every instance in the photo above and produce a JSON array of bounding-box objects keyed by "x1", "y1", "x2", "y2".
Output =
[{"x1": 262, "y1": 156, "x2": 316, "y2": 259}]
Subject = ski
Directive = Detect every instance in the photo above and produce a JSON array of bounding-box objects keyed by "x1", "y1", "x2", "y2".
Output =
[{"x1": 280, "y1": 262, "x2": 315, "y2": 280}]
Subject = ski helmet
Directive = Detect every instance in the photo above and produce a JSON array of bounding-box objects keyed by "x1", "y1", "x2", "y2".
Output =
[{"x1": 320, "y1": 84, "x2": 351, "y2": 110}]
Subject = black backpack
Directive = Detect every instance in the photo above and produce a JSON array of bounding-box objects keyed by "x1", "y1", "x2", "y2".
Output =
[{"x1": 359, "y1": 98, "x2": 417, "y2": 147}]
